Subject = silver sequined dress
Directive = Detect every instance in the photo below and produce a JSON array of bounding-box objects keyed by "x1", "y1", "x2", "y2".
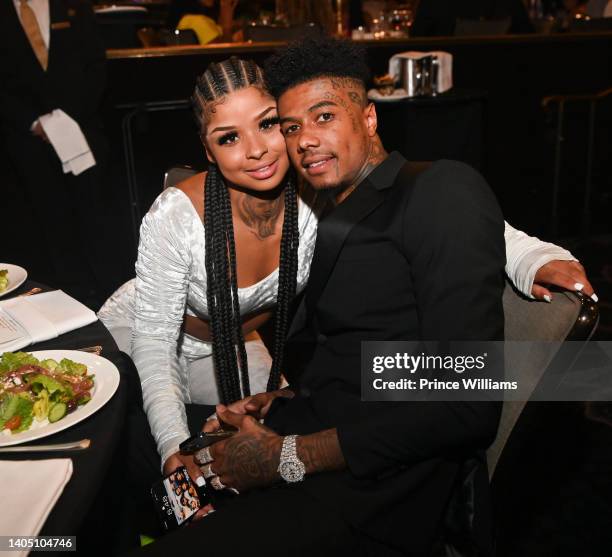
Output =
[{"x1": 98, "y1": 187, "x2": 320, "y2": 463}]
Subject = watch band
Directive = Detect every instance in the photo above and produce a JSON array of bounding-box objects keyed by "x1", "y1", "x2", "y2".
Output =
[{"x1": 278, "y1": 435, "x2": 306, "y2": 483}]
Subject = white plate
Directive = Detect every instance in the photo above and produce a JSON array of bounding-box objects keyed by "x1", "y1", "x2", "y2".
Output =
[
  {"x1": 367, "y1": 88, "x2": 412, "y2": 102},
  {"x1": 0, "y1": 264, "x2": 27, "y2": 298},
  {"x1": 0, "y1": 350, "x2": 120, "y2": 447},
  {"x1": 94, "y1": 6, "x2": 148, "y2": 14}
]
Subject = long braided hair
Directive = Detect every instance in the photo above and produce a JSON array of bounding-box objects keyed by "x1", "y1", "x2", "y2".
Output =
[{"x1": 192, "y1": 57, "x2": 299, "y2": 404}]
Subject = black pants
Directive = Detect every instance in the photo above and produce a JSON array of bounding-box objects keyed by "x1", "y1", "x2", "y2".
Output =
[
  {"x1": 123, "y1": 482, "x2": 367, "y2": 557},
  {"x1": 109, "y1": 360, "x2": 402, "y2": 557}
]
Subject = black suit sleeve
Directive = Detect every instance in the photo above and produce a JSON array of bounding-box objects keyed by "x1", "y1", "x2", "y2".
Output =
[
  {"x1": 49, "y1": 0, "x2": 106, "y2": 122},
  {"x1": 336, "y1": 160, "x2": 506, "y2": 479}
]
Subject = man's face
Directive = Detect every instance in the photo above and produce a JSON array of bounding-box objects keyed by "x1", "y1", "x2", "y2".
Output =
[{"x1": 278, "y1": 77, "x2": 377, "y2": 191}]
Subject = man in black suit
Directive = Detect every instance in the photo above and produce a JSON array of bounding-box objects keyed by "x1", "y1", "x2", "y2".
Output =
[
  {"x1": 0, "y1": 0, "x2": 107, "y2": 305},
  {"x1": 129, "y1": 35, "x2": 504, "y2": 556}
]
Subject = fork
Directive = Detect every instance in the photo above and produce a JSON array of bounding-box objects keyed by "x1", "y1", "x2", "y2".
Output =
[
  {"x1": 0, "y1": 438, "x2": 91, "y2": 453},
  {"x1": 75, "y1": 345, "x2": 103, "y2": 355},
  {"x1": 18, "y1": 287, "x2": 43, "y2": 297}
]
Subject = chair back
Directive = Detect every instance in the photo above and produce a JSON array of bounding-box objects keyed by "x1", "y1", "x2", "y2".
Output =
[
  {"x1": 163, "y1": 165, "x2": 198, "y2": 190},
  {"x1": 487, "y1": 280, "x2": 599, "y2": 475}
]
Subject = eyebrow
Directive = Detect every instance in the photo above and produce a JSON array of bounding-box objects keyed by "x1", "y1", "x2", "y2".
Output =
[
  {"x1": 308, "y1": 100, "x2": 337, "y2": 112},
  {"x1": 279, "y1": 100, "x2": 338, "y2": 125},
  {"x1": 210, "y1": 106, "x2": 277, "y2": 134}
]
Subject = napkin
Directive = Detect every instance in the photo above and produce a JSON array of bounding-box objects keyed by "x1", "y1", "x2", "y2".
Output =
[
  {"x1": 39, "y1": 110, "x2": 96, "y2": 176},
  {"x1": 388, "y1": 51, "x2": 453, "y2": 94},
  {"x1": 0, "y1": 291, "x2": 98, "y2": 353},
  {"x1": 0, "y1": 459, "x2": 73, "y2": 557}
]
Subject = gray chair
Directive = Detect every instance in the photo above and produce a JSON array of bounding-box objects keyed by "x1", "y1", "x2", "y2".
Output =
[
  {"x1": 163, "y1": 165, "x2": 198, "y2": 190},
  {"x1": 488, "y1": 281, "x2": 600, "y2": 555},
  {"x1": 487, "y1": 280, "x2": 599, "y2": 475}
]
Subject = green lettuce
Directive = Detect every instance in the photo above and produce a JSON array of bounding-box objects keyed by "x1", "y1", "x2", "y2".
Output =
[
  {"x1": 0, "y1": 394, "x2": 34, "y2": 433},
  {"x1": 0, "y1": 269, "x2": 7, "y2": 293},
  {"x1": 39, "y1": 359, "x2": 59, "y2": 372},
  {"x1": 57, "y1": 358, "x2": 87, "y2": 376},
  {"x1": 0, "y1": 352, "x2": 40, "y2": 375}
]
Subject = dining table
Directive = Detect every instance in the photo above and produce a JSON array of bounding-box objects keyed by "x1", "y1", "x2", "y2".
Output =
[{"x1": 0, "y1": 279, "x2": 130, "y2": 539}]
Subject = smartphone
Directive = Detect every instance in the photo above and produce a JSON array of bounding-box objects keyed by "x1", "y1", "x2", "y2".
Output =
[
  {"x1": 150, "y1": 466, "x2": 211, "y2": 531},
  {"x1": 179, "y1": 429, "x2": 235, "y2": 455}
]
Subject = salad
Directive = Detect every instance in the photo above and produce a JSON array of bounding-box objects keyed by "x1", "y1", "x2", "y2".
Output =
[
  {"x1": 0, "y1": 352, "x2": 94, "y2": 434},
  {"x1": 0, "y1": 269, "x2": 7, "y2": 293}
]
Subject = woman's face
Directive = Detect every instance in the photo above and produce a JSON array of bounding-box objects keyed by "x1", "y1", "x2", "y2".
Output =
[{"x1": 203, "y1": 86, "x2": 290, "y2": 192}]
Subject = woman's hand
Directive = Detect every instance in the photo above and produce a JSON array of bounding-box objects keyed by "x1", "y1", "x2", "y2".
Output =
[
  {"x1": 163, "y1": 451, "x2": 215, "y2": 519},
  {"x1": 203, "y1": 389, "x2": 294, "y2": 433},
  {"x1": 532, "y1": 260, "x2": 597, "y2": 302},
  {"x1": 163, "y1": 451, "x2": 205, "y2": 485}
]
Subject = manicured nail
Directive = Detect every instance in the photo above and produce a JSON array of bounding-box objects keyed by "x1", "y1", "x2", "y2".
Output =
[
  {"x1": 195, "y1": 476, "x2": 206, "y2": 487},
  {"x1": 591, "y1": 293, "x2": 599, "y2": 303},
  {"x1": 544, "y1": 295, "x2": 552, "y2": 303},
  {"x1": 574, "y1": 283, "x2": 584, "y2": 291},
  {"x1": 206, "y1": 509, "x2": 216, "y2": 515}
]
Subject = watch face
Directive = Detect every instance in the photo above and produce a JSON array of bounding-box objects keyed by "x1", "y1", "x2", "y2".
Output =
[{"x1": 279, "y1": 460, "x2": 305, "y2": 483}]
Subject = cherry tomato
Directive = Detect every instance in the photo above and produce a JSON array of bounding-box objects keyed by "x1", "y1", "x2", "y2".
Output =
[{"x1": 5, "y1": 415, "x2": 21, "y2": 430}]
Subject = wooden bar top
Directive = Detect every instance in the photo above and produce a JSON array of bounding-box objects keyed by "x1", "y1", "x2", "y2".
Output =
[{"x1": 106, "y1": 30, "x2": 612, "y2": 59}]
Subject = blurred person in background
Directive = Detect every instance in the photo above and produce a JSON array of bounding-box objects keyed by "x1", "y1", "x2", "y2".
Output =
[
  {"x1": 0, "y1": 0, "x2": 108, "y2": 307},
  {"x1": 167, "y1": 0, "x2": 240, "y2": 43}
]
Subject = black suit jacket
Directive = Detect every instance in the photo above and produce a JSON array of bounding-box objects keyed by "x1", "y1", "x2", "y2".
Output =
[
  {"x1": 0, "y1": 0, "x2": 105, "y2": 154},
  {"x1": 266, "y1": 153, "x2": 506, "y2": 555}
]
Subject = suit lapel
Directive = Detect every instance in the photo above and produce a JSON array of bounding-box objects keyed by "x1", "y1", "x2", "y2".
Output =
[
  {"x1": 2, "y1": 2, "x2": 36, "y2": 63},
  {"x1": 303, "y1": 179, "x2": 385, "y2": 323}
]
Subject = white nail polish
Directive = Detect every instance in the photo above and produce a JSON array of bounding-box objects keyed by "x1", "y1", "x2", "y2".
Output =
[
  {"x1": 207, "y1": 509, "x2": 216, "y2": 515},
  {"x1": 591, "y1": 293, "x2": 599, "y2": 303},
  {"x1": 574, "y1": 283, "x2": 584, "y2": 291},
  {"x1": 195, "y1": 476, "x2": 206, "y2": 487},
  {"x1": 544, "y1": 295, "x2": 552, "y2": 303}
]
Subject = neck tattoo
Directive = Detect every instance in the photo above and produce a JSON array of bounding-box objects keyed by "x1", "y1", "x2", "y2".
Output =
[
  {"x1": 236, "y1": 193, "x2": 284, "y2": 240},
  {"x1": 335, "y1": 136, "x2": 388, "y2": 205}
]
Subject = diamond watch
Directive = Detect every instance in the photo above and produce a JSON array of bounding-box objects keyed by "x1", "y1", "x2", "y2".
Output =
[{"x1": 277, "y1": 435, "x2": 306, "y2": 483}]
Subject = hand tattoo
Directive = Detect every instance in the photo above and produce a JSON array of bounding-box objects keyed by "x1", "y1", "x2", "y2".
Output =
[{"x1": 215, "y1": 420, "x2": 282, "y2": 491}]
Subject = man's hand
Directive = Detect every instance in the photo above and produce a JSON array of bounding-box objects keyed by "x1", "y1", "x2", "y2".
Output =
[
  {"x1": 202, "y1": 389, "x2": 294, "y2": 433},
  {"x1": 31, "y1": 121, "x2": 49, "y2": 143},
  {"x1": 532, "y1": 260, "x2": 597, "y2": 302},
  {"x1": 208, "y1": 405, "x2": 282, "y2": 492}
]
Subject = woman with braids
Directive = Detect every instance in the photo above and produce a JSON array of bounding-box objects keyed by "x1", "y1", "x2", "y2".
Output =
[{"x1": 99, "y1": 56, "x2": 320, "y2": 486}]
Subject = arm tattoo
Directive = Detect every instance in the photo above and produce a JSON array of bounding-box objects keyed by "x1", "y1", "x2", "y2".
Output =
[
  {"x1": 297, "y1": 428, "x2": 346, "y2": 474},
  {"x1": 236, "y1": 194, "x2": 283, "y2": 240}
]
